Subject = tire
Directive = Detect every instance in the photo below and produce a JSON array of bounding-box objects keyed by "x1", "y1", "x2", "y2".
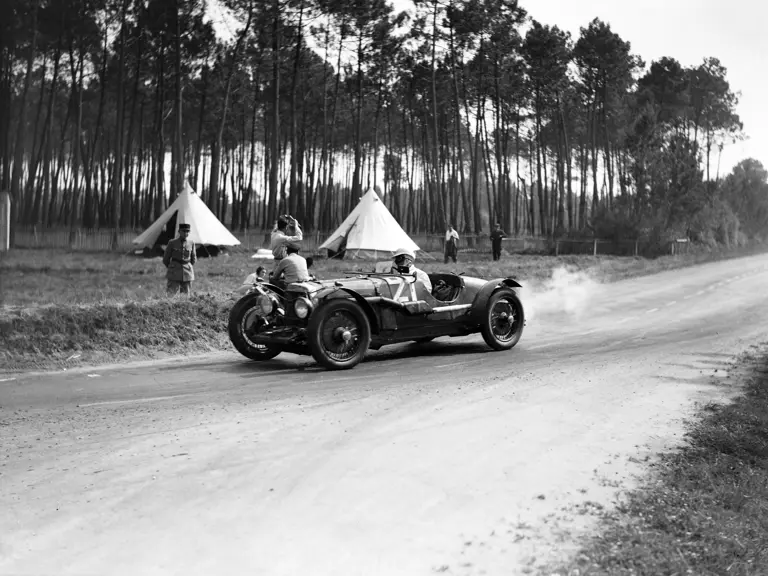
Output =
[
  {"x1": 308, "y1": 299, "x2": 371, "y2": 370},
  {"x1": 480, "y1": 288, "x2": 524, "y2": 351},
  {"x1": 228, "y1": 294, "x2": 281, "y2": 361}
]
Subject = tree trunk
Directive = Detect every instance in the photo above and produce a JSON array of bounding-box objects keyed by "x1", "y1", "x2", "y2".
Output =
[
  {"x1": 288, "y1": 3, "x2": 303, "y2": 217},
  {"x1": 268, "y1": 0, "x2": 280, "y2": 227},
  {"x1": 350, "y1": 32, "x2": 365, "y2": 211},
  {"x1": 68, "y1": 48, "x2": 84, "y2": 245},
  {"x1": 111, "y1": 0, "x2": 129, "y2": 248},
  {"x1": 172, "y1": 0, "x2": 184, "y2": 200},
  {"x1": 9, "y1": 0, "x2": 39, "y2": 243}
]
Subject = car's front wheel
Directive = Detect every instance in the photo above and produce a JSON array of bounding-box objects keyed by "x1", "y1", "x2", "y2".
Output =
[
  {"x1": 308, "y1": 299, "x2": 371, "y2": 370},
  {"x1": 480, "y1": 288, "x2": 524, "y2": 351},
  {"x1": 228, "y1": 294, "x2": 282, "y2": 361}
]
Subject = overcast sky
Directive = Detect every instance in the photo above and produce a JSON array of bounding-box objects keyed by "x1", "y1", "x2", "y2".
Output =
[{"x1": 391, "y1": 0, "x2": 766, "y2": 176}]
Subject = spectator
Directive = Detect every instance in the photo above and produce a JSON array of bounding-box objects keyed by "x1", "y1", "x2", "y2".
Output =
[
  {"x1": 270, "y1": 214, "x2": 303, "y2": 261},
  {"x1": 444, "y1": 224, "x2": 459, "y2": 264},
  {"x1": 163, "y1": 223, "x2": 196, "y2": 296},
  {"x1": 490, "y1": 222, "x2": 506, "y2": 261}
]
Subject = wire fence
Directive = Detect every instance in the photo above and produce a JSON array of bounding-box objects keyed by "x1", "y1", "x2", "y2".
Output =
[
  {"x1": 553, "y1": 238, "x2": 692, "y2": 258},
  {"x1": 12, "y1": 227, "x2": 140, "y2": 251},
  {"x1": 9, "y1": 225, "x2": 689, "y2": 258}
]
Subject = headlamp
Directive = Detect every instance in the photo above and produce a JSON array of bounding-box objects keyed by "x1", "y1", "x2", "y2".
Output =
[
  {"x1": 294, "y1": 297, "x2": 313, "y2": 319},
  {"x1": 256, "y1": 294, "x2": 274, "y2": 315}
]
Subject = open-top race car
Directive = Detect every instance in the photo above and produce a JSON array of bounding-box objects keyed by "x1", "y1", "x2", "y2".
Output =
[{"x1": 228, "y1": 266, "x2": 525, "y2": 370}]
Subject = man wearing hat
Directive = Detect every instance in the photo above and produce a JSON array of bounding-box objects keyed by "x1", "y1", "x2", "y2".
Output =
[
  {"x1": 163, "y1": 222, "x2": 197, "y2": 296},
  {"x1": 391, "y1": 247, "x2": 432, "y2": 292},
  {"x1": 490, "y1": 222, "x2": 506, "y2": 261}
]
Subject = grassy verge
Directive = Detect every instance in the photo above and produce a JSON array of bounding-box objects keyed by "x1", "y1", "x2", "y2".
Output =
[
  {"x1": 0, "y1": 295, "x2": 231, "y2": 373},
  {"x1": 547, "y1": 348, "x2": 768, "y2": 576},
  {"x1": 1, "y1": 243, "x2": 766, "y2": 373},
  {"x1": 2, "y1": 243, "x2": 766, "y2": 308}
]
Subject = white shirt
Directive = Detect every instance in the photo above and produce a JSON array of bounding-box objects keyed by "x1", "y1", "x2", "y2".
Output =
[
  {"x1": 272, "y1": 253, "x2": 311, "y2": 284},
  {"x1": 270, "y1": 223, "x2": 303, "y2": 260}
]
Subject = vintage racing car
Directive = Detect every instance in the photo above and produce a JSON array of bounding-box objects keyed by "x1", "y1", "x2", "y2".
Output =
[{"x1": 228, "y1": 268, "x2": 525, "y2": 370}]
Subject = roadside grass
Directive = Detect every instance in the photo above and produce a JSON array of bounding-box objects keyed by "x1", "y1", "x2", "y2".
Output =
[
  {"x1": 0, "y1": 242, "x2": 766, "y2": 372},
  {"x1": 2, "y1": 242, "x2": 765, "y2": 308},
  {"x1": 0, "y1": 295, "x2": 231, "y2": 373},
  {"x1": 548, "y1": 348, "x2": 768, "y2": 576}
]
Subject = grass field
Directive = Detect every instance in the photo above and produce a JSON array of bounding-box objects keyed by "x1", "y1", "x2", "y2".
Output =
[{"x1": 1, "y1": 244, "x2": 763, "y2": 309}]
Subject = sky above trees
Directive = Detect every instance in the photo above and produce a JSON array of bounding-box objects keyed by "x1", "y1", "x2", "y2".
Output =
[{"x1": 390, "y1": 0, "x2": 765, "y2": 174}]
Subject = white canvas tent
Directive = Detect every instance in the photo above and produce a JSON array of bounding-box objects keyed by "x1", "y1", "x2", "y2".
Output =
[
  {"x1": 132, "y1": 182, "x2": 241, "y2": 250},
  {"x1": 319, "y1": 189, "x2": 423, "y2": 259}
]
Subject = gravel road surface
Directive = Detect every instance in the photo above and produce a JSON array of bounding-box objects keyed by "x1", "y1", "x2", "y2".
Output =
[{"x1": 2, "y1": 255, "x2": 768, "y2": 576}]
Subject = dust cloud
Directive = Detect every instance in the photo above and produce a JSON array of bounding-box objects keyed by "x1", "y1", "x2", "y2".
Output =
[{"x1": 519, "y1": 266, "x2": 604, "y2": 323}]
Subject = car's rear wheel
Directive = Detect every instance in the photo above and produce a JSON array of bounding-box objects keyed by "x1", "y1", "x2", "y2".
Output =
[
  {"x1": 480, "y1": 288, "x2": 524, "y2": 351},
  {"x1": 228, "y1": 294, "x2": 282, "y2": 361},
  {"x1": 308, "y1": 299, "x2": 371, "y2": 370}
]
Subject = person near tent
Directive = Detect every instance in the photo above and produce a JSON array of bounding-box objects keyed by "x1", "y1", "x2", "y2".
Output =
[
  {"x1": 270, "y1": 214, "x2": 303, "y2": 261},
  {"x1": 391, "y1": 247, "x2": 432, "y2": 292},
  {"x1": 270, "y1": 245, "x2": 311, "y2": 288},
  {"x1": 163, "y1": 223, "x2": 197, "y2": 296},
  {"x1": 490, "y1": 222, "x2": 506, "y2": 261},
  {"x1": 444, "y1": 225, "x2": 459, "y2": 263}
]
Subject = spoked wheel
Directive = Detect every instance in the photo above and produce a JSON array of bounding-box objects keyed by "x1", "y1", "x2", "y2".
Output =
[
  {"x1": 480, "y1": 288, "x2": 525, "y2": 351},
  {"x1": 228, "y1": 294, "x2": 282, "y2": 361},
  {"x1": 308, "y1": 299, "x2": 371, "y2": 370}
]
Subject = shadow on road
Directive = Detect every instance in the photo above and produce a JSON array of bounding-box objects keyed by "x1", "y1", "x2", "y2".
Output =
[
  {"x1": 362, "y1": 339, "x2": 491, "y2": 365},
  {"x1": 180, "y1": 339, "x2": 495, "y2": 377}
]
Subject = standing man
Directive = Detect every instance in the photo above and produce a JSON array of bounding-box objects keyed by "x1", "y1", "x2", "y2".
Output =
[
  {"x1": 490, "y1": 222, "x2": 506, "y2": 261},
  {"x1": 270, "y1": 214, "x2": 303, "y2": 261},
  {"x1": 163, "y1": 223, "x2": 197, "y2": 296},
  {"x1": 444, "y1": 224, "x2": 459, "y2": 264}
]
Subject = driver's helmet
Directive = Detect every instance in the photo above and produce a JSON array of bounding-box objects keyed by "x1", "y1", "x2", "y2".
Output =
[{"x1": 392, "y1": 247, "x2": 415, "y2": 273}]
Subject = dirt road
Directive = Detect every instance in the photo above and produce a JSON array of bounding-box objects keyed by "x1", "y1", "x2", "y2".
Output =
[{"x1": 2, "y1": 255, "x2": 768, "y2": 576}]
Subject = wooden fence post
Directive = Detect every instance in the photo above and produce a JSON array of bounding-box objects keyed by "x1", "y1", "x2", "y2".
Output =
[
  {"x1": 634, "y1": 239, "x2": 638, "y2": 257},
  {"x1": 555, "y1": 240, "x2": 560, "y2": 256},
  {"x1": 0, "y1": 192, "x2": 10, "y2": 251},
  {"x1": 593, "y1": 239, "x2": 598, "y2": 256}
]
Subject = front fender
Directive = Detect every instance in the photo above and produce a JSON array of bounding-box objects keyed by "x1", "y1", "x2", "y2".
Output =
[
  {"x1": 318, "y1": 287, "x2": 381, "y2": 333},
  {"x1": 243, "y1": 282, "x2": 285, "y2": 298},
  {"x1": 259, "y1": 282, "x2": 286, "y2": 297},
  {"x1": 467, "y1": 277, "x2": 522, "y2": 323}
]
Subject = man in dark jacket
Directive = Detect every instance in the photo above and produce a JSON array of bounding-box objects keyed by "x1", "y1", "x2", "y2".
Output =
[
  {"x1": 163, "y1": 223, "x2": 197, "y2": 295},
  {"x1": 490, "y1": 222, "x2": 506, "y2": 261}
]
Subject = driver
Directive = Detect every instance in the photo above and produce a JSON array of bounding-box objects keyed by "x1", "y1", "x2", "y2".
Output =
[{"x1": 391, "y1": 247, "x2": 432, "y2": 292}]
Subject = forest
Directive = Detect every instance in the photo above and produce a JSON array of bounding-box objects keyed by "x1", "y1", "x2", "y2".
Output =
[{"x1": 2, "y1": 0, "x2": 768, "y2": 248}]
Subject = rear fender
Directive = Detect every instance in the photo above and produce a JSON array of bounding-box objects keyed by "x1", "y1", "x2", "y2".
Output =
[
  {"x1": 320, "y1": 287, "x2": 381, "y2": 333},
  {"x1": 468, "y1": 278, "x2": 522, "y2": 323}
]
